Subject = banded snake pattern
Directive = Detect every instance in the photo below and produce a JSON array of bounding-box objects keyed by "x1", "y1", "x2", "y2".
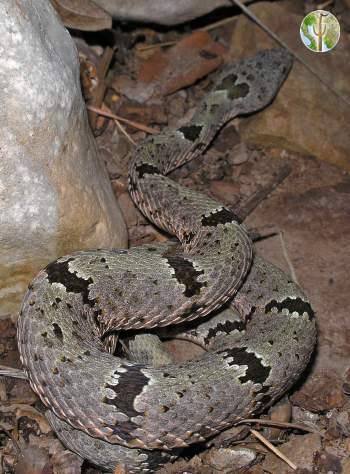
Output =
[{"x1": 17, "y1": 49, "x2": 316, "y2": 472}]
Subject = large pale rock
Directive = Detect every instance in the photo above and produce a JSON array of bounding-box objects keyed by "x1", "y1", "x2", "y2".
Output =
[
  {"x1": 229, "y1": 2, "x2": 350, "y2": 172},
  {"x1": 0, "y1": 1, "x2": 127, "y2": 316},
  {"x1": 93, "y1": 0, "x2": 233, "y2": 25}
]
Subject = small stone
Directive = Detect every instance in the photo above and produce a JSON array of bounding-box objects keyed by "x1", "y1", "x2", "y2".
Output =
[
  {"x1": 230, "y1": 142, "x2": 250, "y2": 165},
  {"x1": 326, "y1": 409, "x2": 350, "y2": 438},
  {"x1": 262, "y1": 433, "x2": 321, "y2": 473},
  {"x1": 202, "y1": 447, "x2": 256, "y2": 472},
  {"x1": 314, "y1": 450, "x2": 342, "y2": 473},
  {"x1": 291, "y1": 373, "x2": 346, "y2": 412},
  {"x1": 292, "y1": 406, "x2": 320, "y2": 427},
  {"x1": 343, "y1": 382, "x2": 350, "y2": 395}
]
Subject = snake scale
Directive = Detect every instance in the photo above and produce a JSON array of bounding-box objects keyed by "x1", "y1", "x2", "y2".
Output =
[{"x1": 17, "y1": 49, "x2": 316, "y2": 472}]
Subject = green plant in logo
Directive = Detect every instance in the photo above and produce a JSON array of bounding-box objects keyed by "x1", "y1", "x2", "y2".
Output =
[{"x1": 300, "y1": 10, "x2": 340, "y2": 52}]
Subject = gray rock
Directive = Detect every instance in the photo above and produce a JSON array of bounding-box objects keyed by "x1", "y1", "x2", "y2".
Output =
[
  {"x1": 0, "y1": 0, "x2": 127, "y2": 316},
  {"x1": 93, "y1": 0, "x2": 233, "y2": 25},
  {"x1": 202, "y1": 447, "x2": 256, "y2": 472}
]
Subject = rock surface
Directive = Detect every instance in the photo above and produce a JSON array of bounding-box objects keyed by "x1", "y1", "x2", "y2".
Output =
[
  {"x1": 244, "y1": 151, "x2": 350, "y2": 377},
  {"x1": 157, "y1": 446, "x2": 256, "y2": 473},
  {"x1": 0, "y1": 0, "x2": 127, "y2": 317},
  {"x1": 261, "y1": 433, "x2": 322, "y2": 473},
  {"x1": 291, "y1": 373, "x2": 346, "y2": 412},
  {"x1": 229, "y1": 1, "x2": 350, "y2": 172},
  {"x1": 93, "y1": 0, "x2": 233, "y2": 25}
]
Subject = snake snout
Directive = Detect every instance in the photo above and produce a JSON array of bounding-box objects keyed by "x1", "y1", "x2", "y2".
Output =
[
  {"x1": 251, "y1": 48, "x2": 293, "y2": 106},
  {"x1": 219, "y1": 48, "x2": 293, "y2": 116}
]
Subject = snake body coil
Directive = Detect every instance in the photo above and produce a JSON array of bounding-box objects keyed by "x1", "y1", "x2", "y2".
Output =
[{"x1": 17, "y1": 49, "x2": 316, "y2": 472}]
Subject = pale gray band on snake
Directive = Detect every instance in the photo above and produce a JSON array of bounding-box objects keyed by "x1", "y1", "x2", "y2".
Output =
[{"x1": 17, "y1": 49, "x2": 317, "y2": 473}]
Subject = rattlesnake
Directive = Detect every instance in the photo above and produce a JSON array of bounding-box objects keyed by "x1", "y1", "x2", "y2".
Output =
[{"x1": 17, "y1": 49, "x2": 316, "y2": 473}]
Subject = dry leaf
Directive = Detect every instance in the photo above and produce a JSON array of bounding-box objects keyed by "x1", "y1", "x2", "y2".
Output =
[
  {"x1": 51, "y1": 0, "x2": 112, "y2": 31},
  {"x1": 138, "y1": 30, "x2": 226, "y2": 96},
  {"x1": 118, "y1": 30, "x2": 226, "y2": 102},
  {"x1": 0, "y1": 404, "x2": 52, "y2": 434}
]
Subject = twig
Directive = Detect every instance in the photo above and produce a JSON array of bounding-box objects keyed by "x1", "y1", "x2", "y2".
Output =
[
  {"x1": 87, "y1": 105, "x2": 158, "y2": 135},
  {"x1": 114, "y1": 118, "x2": 137, "y2": 146},
  {"x1": 237, "y1": 418, "x2": 320, "y2": 434},
  {"x1": 137, "y1": 40, "x2": 177, "y2": 51},
  {"x1": 2, "y1": 398, "x2": 38, "y2": 405},
  {"x1": 0, "y1": 366, "x2": 27, "y2": 380},
  {"x1": 279, "y1": 231, "x2": 299, "y2": 284},
  {"x1": 201, "y1": 14, "x2": 238, "y2": 32},
  {"x1": 137, "y1": 19, "x2": 238, "y2": 51},
  {"x1": 249, "y1": 229, "x2": 278, "y2": 242},
  {"x1": 229, "y1": 0, "x2": 350, "y2": 108},
  {"x1": 236, "y1": 164, "x2": 291, "y2": 221},
  {"x1": 0, "y1": 377, "x2": 7, "y2": 402},
  {"x1": 88, "y1": 46, "x2": 115, "y2": 130},
  {"x1": 250, "y1": 428, "x2": 297, "y2": 470},
  {"x1": 137, "y1": 15, "x2": 241, "y2": 52}
]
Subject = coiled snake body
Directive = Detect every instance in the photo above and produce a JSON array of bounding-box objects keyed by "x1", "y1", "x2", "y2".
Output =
[{"x1": 17, "y1": 49, "x2": 316, "y2": 472}]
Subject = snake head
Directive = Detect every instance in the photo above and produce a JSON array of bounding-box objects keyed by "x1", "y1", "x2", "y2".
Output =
[{"x1": 215, "y1": 48, "x2": 293, "y2": 116}]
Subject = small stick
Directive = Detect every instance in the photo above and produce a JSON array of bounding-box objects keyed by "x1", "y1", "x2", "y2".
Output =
[
  {"x1": 137, "y1": 40, "x2": 177, "y2": 51},
  {"x1": 0, "y1": 366, "x2": 27, "y2": 380},
  {"x1": 0, "y1": 377, "x2": 7, "y2": 402},
  {"x1": 279, "y1": 231, "x2": 299, "y2": 284},
  {"x1": 137, "y1": 16, "x2": 241, "y2": 51},
  {"x1": 250, "y1": 428, "x2": 297, "y2": 470},
  {"x1": 136, "y1": 0, "x2": 256, "y2": 52},
  {"x1": 87, "y1": 105, "x2": 158, "y2": 135},
  {"x1": 88, "y1": 46, "x2": 115, "y2": 129},
  {"x1": 114, "y1": 118, "x2": 137, "y2": 146},
  {"x1": 236, "y1": 164, "x2": 291, "y2": 221},
  {"x1": 237, "y1": 418, "x2": 320, "y2": 434},
  {"x1": 201, "y1": 14, "x2": 238, "y2": 32}
]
